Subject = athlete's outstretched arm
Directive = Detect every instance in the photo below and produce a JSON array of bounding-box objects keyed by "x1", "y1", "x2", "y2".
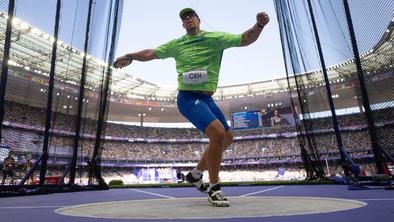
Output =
[
  {"x1": 240, "y1": 12, "x2": 270, "y2": 47},
  {"x1": 114, "y1": 49, "x2": 159, "y2": 68}
]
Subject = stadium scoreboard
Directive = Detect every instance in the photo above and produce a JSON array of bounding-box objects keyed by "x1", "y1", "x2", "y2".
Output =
[{"x1": 230, "y1": 111, "x2": 262, "y2": 130}]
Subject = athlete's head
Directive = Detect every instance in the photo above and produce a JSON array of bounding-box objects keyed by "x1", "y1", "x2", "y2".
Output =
[{"x1": 179, "y1": 8, "x2": 201, "y2": 33}]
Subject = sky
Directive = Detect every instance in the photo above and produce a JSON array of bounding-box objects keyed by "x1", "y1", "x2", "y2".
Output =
[{"x1": 115, "y1": 0, "x2": 286, "y2": 87}]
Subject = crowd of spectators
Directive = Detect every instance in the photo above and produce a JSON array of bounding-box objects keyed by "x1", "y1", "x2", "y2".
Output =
[
  {"x1": 3, "y1": 101, "x2": 393, "y2": 140},
  {"x1": 2, "y1": 99, "x2": 394, "y2": 166},
  {"x1": 1, "y1": 127, "x2": 376, "y2": 162}
]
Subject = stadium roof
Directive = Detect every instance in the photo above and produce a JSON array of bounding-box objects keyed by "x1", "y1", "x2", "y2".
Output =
[
  {"x1": 0, "y1": 12, "x2": 393, "y2": 123},
  {"x1": 2, "y1": 12, "x2": 392, "y2": 100}
]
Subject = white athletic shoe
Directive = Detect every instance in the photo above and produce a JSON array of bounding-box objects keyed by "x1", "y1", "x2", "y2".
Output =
[{"x1": 208, "y1": 184, "x2": 230, "y2": 207}]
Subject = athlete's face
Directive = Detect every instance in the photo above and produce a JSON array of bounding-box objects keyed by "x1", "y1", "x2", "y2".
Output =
[{"x1": 182, "y1": 13, "x2": 200, "y2": 30}]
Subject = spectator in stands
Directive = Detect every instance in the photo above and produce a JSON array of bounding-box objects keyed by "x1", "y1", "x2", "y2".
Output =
[
  {"x1": 114, "y1": 7, "x2": 269, "y2": 207},
  {"x1": 2, "y1": 150, "x2": 16, "y2": 185}
]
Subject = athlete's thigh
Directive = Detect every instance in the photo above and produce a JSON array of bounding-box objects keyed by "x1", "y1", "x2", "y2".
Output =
[
  {"x1": 177, "y1": 91, "x2": 219, "y2": 132},
  {"x1": 205, "y1": 97, "x2": 230, "y2": 131}
]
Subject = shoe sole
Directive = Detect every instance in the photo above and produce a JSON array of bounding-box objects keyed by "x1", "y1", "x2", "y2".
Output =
[
  {"x1": 211, "y1": 202, "x2": 230, "y2": 207},
  {"x1": 208, "y1": 198, "x2": 230, "y2": 207}
]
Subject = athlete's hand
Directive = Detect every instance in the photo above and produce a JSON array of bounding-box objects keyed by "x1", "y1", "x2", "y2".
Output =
[
  {"x1": 256, "y1": 12, "x2": 269, "y2": 28},
  {"x1": 113, "y1": 55, "x2": 132, "y2": 69}
]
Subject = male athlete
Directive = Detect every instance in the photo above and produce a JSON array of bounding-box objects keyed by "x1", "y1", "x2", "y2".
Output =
[{"x1": 114, "y1": 8, "x2": 269, "y2": 207}]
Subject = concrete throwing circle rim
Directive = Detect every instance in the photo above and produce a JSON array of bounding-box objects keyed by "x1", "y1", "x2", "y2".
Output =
[{"x1": 55, "y1": 196, "x2": 367, "y2": 220}]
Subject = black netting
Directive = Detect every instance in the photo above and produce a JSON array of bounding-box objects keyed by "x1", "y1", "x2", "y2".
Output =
[
  {"x1": 275, "y1": 0, "x2": 394, "y2": 178},
  {"x1": 0, "y1": 0, "x2": 123, "y2": 191},
  {"x1": 347, "y1": 0, "x2": 394, "y2": 160}
]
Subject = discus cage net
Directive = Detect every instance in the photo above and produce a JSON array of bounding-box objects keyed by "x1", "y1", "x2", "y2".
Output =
[
  {"x1": 0, "y1": 0, "x2": 123, "y2": 195},
  {"x1": 274, "y1": 0, "x2": 394, "y2": 180}
]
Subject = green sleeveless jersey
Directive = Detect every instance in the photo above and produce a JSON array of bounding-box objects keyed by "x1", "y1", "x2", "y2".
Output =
[{"x1": 154, "y1": 31, "x2": 242, "y2": 92}]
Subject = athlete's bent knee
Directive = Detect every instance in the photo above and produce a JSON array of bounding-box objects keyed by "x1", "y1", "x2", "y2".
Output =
[
  {"x1": 205, "y1": 120, "x2": 225, "y2": 143},
  {"x1": 224, "y1": 130, "x2": 233, "y2": 146}
]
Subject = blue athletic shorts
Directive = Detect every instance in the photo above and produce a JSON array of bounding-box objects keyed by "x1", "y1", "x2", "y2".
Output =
[{"x1": 177, "y1": 90, "x2": 230, "y2": 133}]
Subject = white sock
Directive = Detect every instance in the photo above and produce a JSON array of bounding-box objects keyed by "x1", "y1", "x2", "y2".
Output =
[
  {"x1": 209, "y1": 183, "x2": 219, "y2": 190},
  {"x1": 191, "y1": 168, "x2": 203, "y2": 179}
]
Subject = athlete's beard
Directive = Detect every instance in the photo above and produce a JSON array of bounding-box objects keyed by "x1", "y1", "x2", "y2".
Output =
[{"x1": 186, "y1": 26, "x2": 200, "y2": 35}]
